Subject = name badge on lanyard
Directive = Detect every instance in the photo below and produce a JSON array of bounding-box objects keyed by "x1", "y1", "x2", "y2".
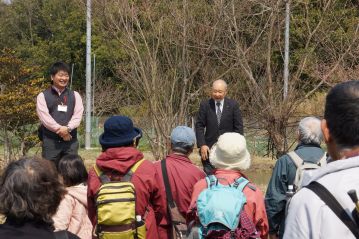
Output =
[
  {"x1": 58, "y1": 95, "x2": 68, "y2": 112},
  {"x1": 58, "y1": 104, "x2": 68, "y2": 112}
]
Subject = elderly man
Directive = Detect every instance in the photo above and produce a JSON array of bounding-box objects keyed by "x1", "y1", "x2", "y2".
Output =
[
  {"x1": 265, "y1": 117, "x2": 326, "y2": 239},
  {"x1": 195, "y1": 79, "x2": 243, "y2": 174},
  {"x1": 284, "y1": 80, "x2": 359, "y2": 238},
  {"x1": 155, "y1": 126, "x2": 206, "y2": 239}
]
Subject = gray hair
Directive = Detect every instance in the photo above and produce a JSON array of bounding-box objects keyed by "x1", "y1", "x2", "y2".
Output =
[
  {"x1": 171, "y1": 144, "x2": 194, "y2": 155},
  {"x1": 298, "y1": 117, "x2": 323, "y2": 145}
]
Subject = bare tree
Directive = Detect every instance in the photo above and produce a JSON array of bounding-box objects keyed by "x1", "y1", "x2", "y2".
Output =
[
  {"x1": 91, "y1": 78, "x2": 128, "y2": 117},
  {"x1": 93, "y1": 0, "x2": 222, "y2": 159},
  {"x1": 92, "y1": 0, "x2": 359, "y2": 158},
  {"x1": 216, "y1": 0, "x2": 359, "y2": 156}
]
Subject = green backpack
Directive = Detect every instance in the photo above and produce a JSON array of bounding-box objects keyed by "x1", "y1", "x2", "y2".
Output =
[{"x1": 94, "y1": 159, "x2": 146, "y2": 239}]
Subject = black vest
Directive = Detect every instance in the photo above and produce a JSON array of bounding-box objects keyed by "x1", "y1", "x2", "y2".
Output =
[{"x1": 41, "y1": 87, "x2": 77, "y2": 141}]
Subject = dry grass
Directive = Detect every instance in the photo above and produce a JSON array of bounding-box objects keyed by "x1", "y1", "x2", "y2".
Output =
[
  {"x1": 0, "y1": 148, "x2": 274, "y2": 224},
  {"x1": 80, "y1": 147, "x2": 274, "y2": 193},
  {"x1": 79, "y1": 147, "x2": 274, "y2": 168}
]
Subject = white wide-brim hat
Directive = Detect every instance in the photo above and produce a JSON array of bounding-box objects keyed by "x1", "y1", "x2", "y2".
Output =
[{"x1": 210, "y1": 133, "x2": 251, "y2": 171}]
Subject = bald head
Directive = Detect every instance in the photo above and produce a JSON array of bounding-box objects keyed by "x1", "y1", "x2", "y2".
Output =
[
  {"x1": 298, "y1": 117, "x2": 323, "y2": 145},
  {"x1": 211, "y1": 79, "x2": 228, "y2": 101},
  {"x1": 212, "y1": 79, "x2": 227, "y2": 90}
]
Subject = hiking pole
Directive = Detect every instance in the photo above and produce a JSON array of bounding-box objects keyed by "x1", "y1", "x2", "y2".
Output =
[{"x1": 347, "y1": 189, "x2": 359, "y2": 225}]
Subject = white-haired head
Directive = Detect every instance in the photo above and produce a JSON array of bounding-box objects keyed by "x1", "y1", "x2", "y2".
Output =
[{"x1": 298, "y1": 117, "x2": 323, "y2": 145}]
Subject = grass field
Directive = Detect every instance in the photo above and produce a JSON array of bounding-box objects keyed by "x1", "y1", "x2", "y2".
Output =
[
  {"x1": 78, "y1": 147, "x2": 274, "y2": 193},
  {"x1": 0, "y1": 146, "x2": 274, "y2": 224},
  {"x1": 0, "y1": 145, "x2": 275, "y2": 192}
]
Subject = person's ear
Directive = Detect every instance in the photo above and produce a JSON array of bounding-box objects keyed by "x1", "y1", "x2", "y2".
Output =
[{"x1": 321, "y1": 119, "x2": 331, "y2": 143}]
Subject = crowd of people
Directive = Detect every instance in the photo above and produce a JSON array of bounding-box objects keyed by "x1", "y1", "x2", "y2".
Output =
[{"x1": 0, "y1": 61, "x2": 358, "y2": 239}]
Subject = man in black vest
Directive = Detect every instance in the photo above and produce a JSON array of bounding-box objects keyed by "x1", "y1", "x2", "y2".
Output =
[
  {"x1": 195, "y1": 79, "x2": 243, "y2": 174},
  {"x1": 36, "y1": 62, "x2": 84, "y2": 166}
]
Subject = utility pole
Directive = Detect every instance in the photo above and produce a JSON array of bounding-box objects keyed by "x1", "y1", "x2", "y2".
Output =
[
  {"x1": 283, "y1": 0, "x2": 291, "y2": 153},
  {"x1": 283, "y1": 0, "x2": 290, "y2": 100},
  {"x1": 85, "y1": 0, "x2": 92, "y2": 149},
  {"x1": 92, "y1": 54, "x2": 96, "y2": 117}
]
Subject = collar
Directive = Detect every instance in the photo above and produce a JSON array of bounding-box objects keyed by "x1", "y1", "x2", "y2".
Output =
[
  {"x1": 340, "y1": 147, "x2": 359, "y2": 159},
  {"x1": 167, "y1": 153, "x2": 191, "y2": 163},
  {"x1": 302, "y1": 155, "x2": 359, "y2": 186},
  {"x1": 215, "y1": 98, "x2": 224, "y2": 106},
  {"x1": 214, "y1": 169, "x2": 247, "y2": 178},
  {"x1": 51, "y1": 85, "x2": 66, "y2": 95},
  {"x1": 295, "y1": 142, "x2": 321, "y2": 150}
]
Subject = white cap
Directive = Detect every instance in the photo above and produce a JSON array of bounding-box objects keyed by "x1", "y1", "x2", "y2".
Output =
[{"x1": 136, "y1": 215, "x2": 142, "y2": 221}]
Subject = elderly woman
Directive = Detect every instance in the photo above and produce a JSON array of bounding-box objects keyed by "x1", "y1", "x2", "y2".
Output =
[
  {"x1": 0, "y1": 156, "x2": 79, "y2": 239},
  {"x1": 188, "y1": 133, "x2": 269, "y2": 239}
]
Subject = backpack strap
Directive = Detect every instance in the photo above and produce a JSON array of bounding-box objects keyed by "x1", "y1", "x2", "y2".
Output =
[
  {"x1": 93, "y1": 159, "x2": 145, "y2": 183},
  {"x1": 233, "y1": 177, "x2": 249, "y2": 192},
  {"x1": 161, "y1": 159, "x2": 175, "y2": 208},
  {"x1": 306, "y1": 181, "x2": 359, "y2": 238},
  {"x1": 287, "y1": 151, "x2": 303, "y2": 168},
  {"x1": 247, "y1": 183, "x2": 257, "y2": 191},
  {"x1": 161, "y1": 159, "x2": 187, "y2": 238},
  {"x1": 93, "y1": 164, "x2": 102, "y2": 176},
  {"x1": 122, "y1": 159, "x2": 145, "y2": 182},
  {"x1": 93, "y1": 164, "x2": 111, "y2": 183},
  {"x1": 288, "y1": 151, "x2": 327, "y2": 167},
  {"x1": 205, "y1": 175, "x2": 217, "y2": 188},
  {"x1": 289, "y1": 151, "x2": 311, "y2": 189}
]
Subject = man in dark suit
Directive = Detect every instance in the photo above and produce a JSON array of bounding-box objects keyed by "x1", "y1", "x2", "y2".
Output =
[{"x1": 195, "y1": 79, "x2": 243, "y2": 174}]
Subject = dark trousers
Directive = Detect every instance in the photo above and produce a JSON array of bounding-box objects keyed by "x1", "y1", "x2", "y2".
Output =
[
  {"x1": 201, "y1": 160, "x2": 215, "y2": 175},
  {"x1": 42, "y1": 136, "x2": 79, "y2": 168},
  {"x1": 199, "y1": 150, "x2": 215, "y2": 175}
]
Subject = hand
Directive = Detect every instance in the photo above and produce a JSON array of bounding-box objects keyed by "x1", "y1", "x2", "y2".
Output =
[
  {"x1": 62, "y1": 134, "x2": 72, "y2": 141},
  {"x1": 200, "y1": 145, "x2": 210, "y2": 161},
  {"x1": 56, "y1": 126, "x2": 69, "y2": 138},
  {"x1": 269, "y1": 233, "x2": 279, "y2": 239}
]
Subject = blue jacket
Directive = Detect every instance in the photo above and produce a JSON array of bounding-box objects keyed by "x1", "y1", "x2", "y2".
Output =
[{"x1": 264, "y1": 143, "x2": 325, "y2": 238}]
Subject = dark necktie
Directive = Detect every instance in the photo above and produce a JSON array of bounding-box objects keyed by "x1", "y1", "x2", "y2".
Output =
[{"x1": 216, "y1": 102, "x2": 222, "y2": 126}]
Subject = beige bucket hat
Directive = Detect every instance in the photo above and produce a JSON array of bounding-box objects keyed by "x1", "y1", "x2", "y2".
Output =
[{"x1": 210, "y1": 133, "x2": 251, "y2": 171}]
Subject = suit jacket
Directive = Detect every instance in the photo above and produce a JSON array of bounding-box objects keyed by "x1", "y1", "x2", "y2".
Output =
[{"x1": 195, "y1": 97, "x2": 243, "y2": 148}]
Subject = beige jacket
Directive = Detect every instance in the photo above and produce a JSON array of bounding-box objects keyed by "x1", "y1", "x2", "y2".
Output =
[{"x1": 53, "y1": 184, "x2": 92, "y2": 239}]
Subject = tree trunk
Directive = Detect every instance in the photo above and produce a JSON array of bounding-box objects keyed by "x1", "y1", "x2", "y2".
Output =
[{"x1": 3, "y1": 127, "x2": 12, "y2": 165}]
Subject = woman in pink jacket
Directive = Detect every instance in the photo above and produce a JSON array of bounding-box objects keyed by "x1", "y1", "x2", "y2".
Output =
[
  {"x1": 188, "y1": 133, "x2": 269, "y2": 239},
  {"x1": 53, "y1": 154, "x2": 93, "y2": 239}
]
